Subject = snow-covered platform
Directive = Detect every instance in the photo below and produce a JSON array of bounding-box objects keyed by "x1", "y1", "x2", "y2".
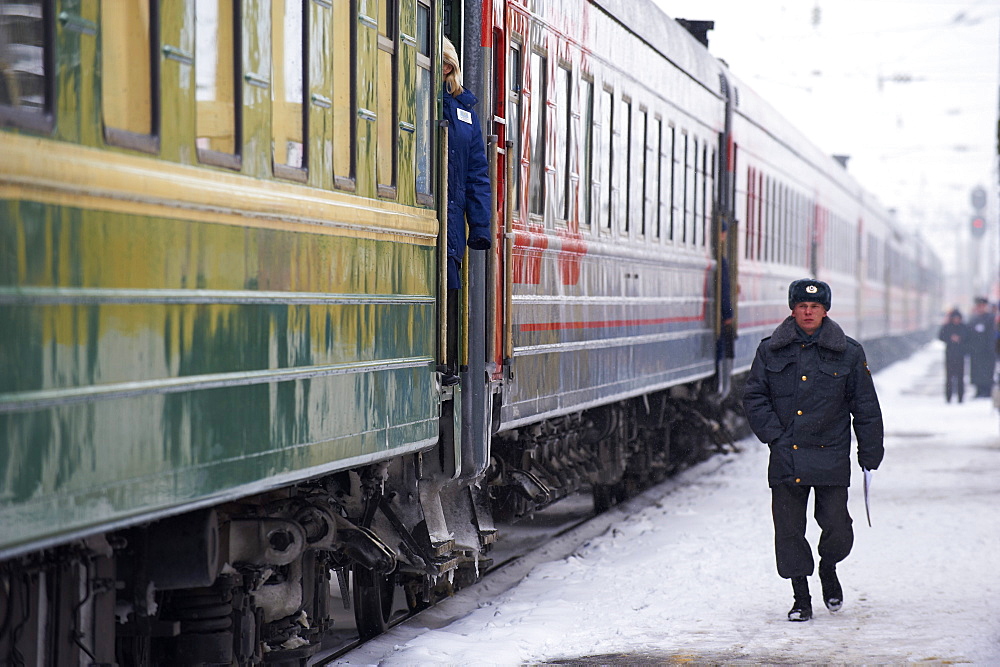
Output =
[{"x1": 340, "y1": 343, "x2": 1000, "y2": 665}]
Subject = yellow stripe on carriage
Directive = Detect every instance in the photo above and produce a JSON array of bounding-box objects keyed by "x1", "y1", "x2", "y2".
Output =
[{"x1": 0, "y1": 135, "x2": 439, "y2": 245}]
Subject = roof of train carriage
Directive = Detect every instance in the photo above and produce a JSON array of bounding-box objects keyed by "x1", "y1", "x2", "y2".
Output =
[
  {"x1": 594, "y1": 0, "x2": 925, "y2": 253},
  {"x1": 590, "y1": 0, "x2": 727, "y2": 99}
]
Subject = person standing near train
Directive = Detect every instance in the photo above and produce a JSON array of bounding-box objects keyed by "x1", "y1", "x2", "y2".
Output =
[
  {"x1": 967, "y1": 297, "x2": 996, "y2": 398},
  {"x1": 742, "y1": 279, "x2": 884, "y2": 622},
  {"x1": 440, "y1": 37, "x2": 492, "y2": 385},
  {"x1": 938, "y1": 308, "x2": 971, "y2": 403}
]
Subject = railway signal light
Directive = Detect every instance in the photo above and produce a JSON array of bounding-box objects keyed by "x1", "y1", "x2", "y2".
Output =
[{"x1": 970, "y1": 215, "x2": 987, "y2": 239}]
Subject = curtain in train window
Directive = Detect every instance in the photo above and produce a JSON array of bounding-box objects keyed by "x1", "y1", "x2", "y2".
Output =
[
  {"x1": 415, "y1": 0, "x2": 432, "y2": 200},
  {"x1": 528, "y1": 51, "x2": 546, "y2": 217},
  {"x1": 508, "y1": 44, "x2": 522, "y2": 212},
  {"x1": 580, "y1": 79, "x2": 594, "y2": 229},
  {"x1": 598, "y1": 89, "x2": 613, "y2": 231},
  {"x1": 196, "y1": 0, "x2": 239, "y2": 161},
  {"x1": 102, "y1": 0, "x2": 157, "y2": 148},
  {"x1": 0, "y1": 0, "x2": 49, "y2": 119},
  {"x1": 377, "y1": 0, "x2": 398, "y2": 196},
  {"x1": 272, "y1": 0, "x2": 306, "y2": 175},
  {"x1": 554, "y1": 65, "x2": 571, "y2": 221}
]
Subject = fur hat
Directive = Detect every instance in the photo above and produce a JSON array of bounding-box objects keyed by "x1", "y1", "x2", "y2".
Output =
[{"x1": 788, "y1": 279, "x2": 832, "y2": 311}]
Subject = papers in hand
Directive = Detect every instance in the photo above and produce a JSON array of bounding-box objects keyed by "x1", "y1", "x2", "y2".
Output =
[{"x1": 863, "y1": 469, "x2": 873, "y2": 527}]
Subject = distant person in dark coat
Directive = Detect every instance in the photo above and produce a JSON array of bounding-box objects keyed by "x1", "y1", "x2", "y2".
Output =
[
  {"x1": 440, "y1": 37, "x2": 492, "y2": 385},
  {"x1": 967, "y1": 297, "x2": 996, "y2": 398},
  {"x1": 938, "y1": 308, "x2": 970, "y2": 403},
  {"x1": 743, "y1": 279, "x2": 884, "y2": 623}
]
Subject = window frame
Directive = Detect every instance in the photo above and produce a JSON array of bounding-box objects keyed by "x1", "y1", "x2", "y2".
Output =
[
  {"x1": 195, "y1": 0, "x2": 243, "y2": 170},
  {"x1": 0, "y1": 0, "x2": 56, "y2": 132},
  {"x1": 102, "y1": 0, "x2": 161, "y2": 154}
]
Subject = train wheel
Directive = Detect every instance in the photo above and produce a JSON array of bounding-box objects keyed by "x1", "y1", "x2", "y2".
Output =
[
  {"x1": 592, "y1": 483, "x2": 615, "y2": 513},
  {"x1": 351, "y1": 564, "x2": 396, "y2": 640}
]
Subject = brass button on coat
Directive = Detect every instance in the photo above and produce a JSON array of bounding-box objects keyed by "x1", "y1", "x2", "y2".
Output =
[
  {"x1": 793, "y1": 445, "x2": 799, "y2": 450},
  {"x1": 796, "y1": 410, "x2": 803, "y2": 415},
  {"x1": 802, "y1": 375, "x2": 807, "y2": 381}
]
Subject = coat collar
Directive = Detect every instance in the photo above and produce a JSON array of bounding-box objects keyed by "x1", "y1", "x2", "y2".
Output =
[
  {"x1": 446, "y1": 89, "x2": 479, "y2": 109},
  {"x1": 768, "y1": 316, "x2": 847, "y2": 352}
]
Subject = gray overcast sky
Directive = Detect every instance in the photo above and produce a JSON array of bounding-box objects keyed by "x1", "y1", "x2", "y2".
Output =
[{"x1": 654, "y1": 0, "x2": 1000, "y2": 274}]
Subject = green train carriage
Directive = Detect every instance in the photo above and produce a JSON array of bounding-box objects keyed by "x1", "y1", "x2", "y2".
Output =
[{"x1": 1, "y1": 0, "x2": 487, "y2": 662}]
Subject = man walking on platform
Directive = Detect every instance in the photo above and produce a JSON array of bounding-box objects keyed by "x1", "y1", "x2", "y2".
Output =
[
  {"x1": 968, "y1": 297, "x2": 996, "y2": 398},
  {"x1": 742, "y1": 279, "x2": 884, "y2": 622}
]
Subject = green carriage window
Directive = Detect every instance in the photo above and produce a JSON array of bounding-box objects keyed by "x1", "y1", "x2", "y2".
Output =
[
  {"x1": 102, "y1": 0, "x2": 158, "y2": 152},
  {"x1": 272, "y1": 0, "x2": 306, "y2": 179},
  {"x1": 415, "y1": 0, "x2": 432, "y2": 203},
  {"x1": 331, "y1": 0, "x2": 355, "y2": 189},
  {"x1": 377, "y1": 0, "x2": 398, "y2": 198},
  {"x1": 0, "y1": 0, "x2": 52, "y2": 130},
  {"x1": 195, "y1": 0, "x2": 240, "y2": 167}
]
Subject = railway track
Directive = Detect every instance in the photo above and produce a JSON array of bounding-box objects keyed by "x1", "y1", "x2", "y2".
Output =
[{"x1": 312, "y1": 455, "x2": 738, "y2": 664}]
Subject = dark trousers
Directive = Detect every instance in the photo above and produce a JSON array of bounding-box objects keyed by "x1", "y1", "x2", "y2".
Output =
[{"x1": 771, "y1": 483, "x2": 853, "y2": 579}]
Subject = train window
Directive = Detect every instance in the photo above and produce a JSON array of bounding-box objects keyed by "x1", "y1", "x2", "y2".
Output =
[
  {"x1": 528, "y1": 51, "x2": 546, "y2": 218},
  {"x1": 580, "y1": 78, "x2": 594, "y2": 229},
  {"x1": 639, "y1": 109, "x2": 649, "y2": 237},
  {"x1": 621, "y1": 98, "x2": 632, "y2": 234},
  {"x1": 756, "y1": 171, "x2": 764, "y2": 260},
  {"x1": 682, "y1": 133, "x2": 692, "y2": 245},
  {"x1": 102, "y1": 0, "x2": 159, "y2": 153},
  {"x1": 668, "y1": 124, "x2": 678, "y2": 241},
  {"x1": 702, "y1": 145, "x2": 711, "y2": 248},
  {"x1": 508, "y1": 43, "x2": 522, "y2": 212},
  {"x1": 777, "y1": 183, "x2": 785, "y2": 264},
  {"x1": 768, "y1": 178, "x2": 776, "y2": 263},
  {"x1": 598, "y1": 88, "x2": 613, "y2": 231},
  {"x1": 415, "y1": 0, "x2": 433, "y2": 203},
  {"x1": 555, "y1": 64, "x2": 571, "y2": 222},
  {"x1": 653, "y1": 117, "x2": 663, "y2": 239},
  {"x1": 332, "y1": 0, "x2": 356, "y2": 190},
  {"x1": 377, "y1": 0, "x2": 398, "y2": 198},
  {"x1": 691, "y1": 137, "x2": 699, "y2": 245},
  {"x1": 196, "y1": 0, "x2": 241, "y2": 169},
  {"x1": 0, "y1": 0, "x2": 53, "y2": 131},
  {"x1": 272, "y1": 0, "x2": 307, "y2": 181},
  {"x1": 744, "y1": 167, "x2": 753, "y2": 259}
]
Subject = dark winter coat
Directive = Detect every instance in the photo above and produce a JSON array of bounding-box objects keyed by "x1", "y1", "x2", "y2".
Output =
[
  {"x1": 742, "y1": 316, "x2": 884, "y2": 487},
  {"x1": 938, "y1": 320, "x2": 970, "y2": 375},
  {"x1": 443, "y1": 89, "x2": 492, "y2": 289},
  {"x1": 967, "y1": 312, "x2": 996, "y2": 387}
]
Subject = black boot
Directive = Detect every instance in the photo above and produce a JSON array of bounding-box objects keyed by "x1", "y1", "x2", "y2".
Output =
[
  {"x1": 788, "y1": 576, "x2": 812, "y2": 621},
  {"x1": 819, "y1": 562, "x2": 843, "y2": 612}
]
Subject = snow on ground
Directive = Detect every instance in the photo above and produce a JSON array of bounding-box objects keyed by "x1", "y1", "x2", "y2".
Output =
[{"x1": 343, "y1": 343, "x2": 1000, "y2": 665}]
